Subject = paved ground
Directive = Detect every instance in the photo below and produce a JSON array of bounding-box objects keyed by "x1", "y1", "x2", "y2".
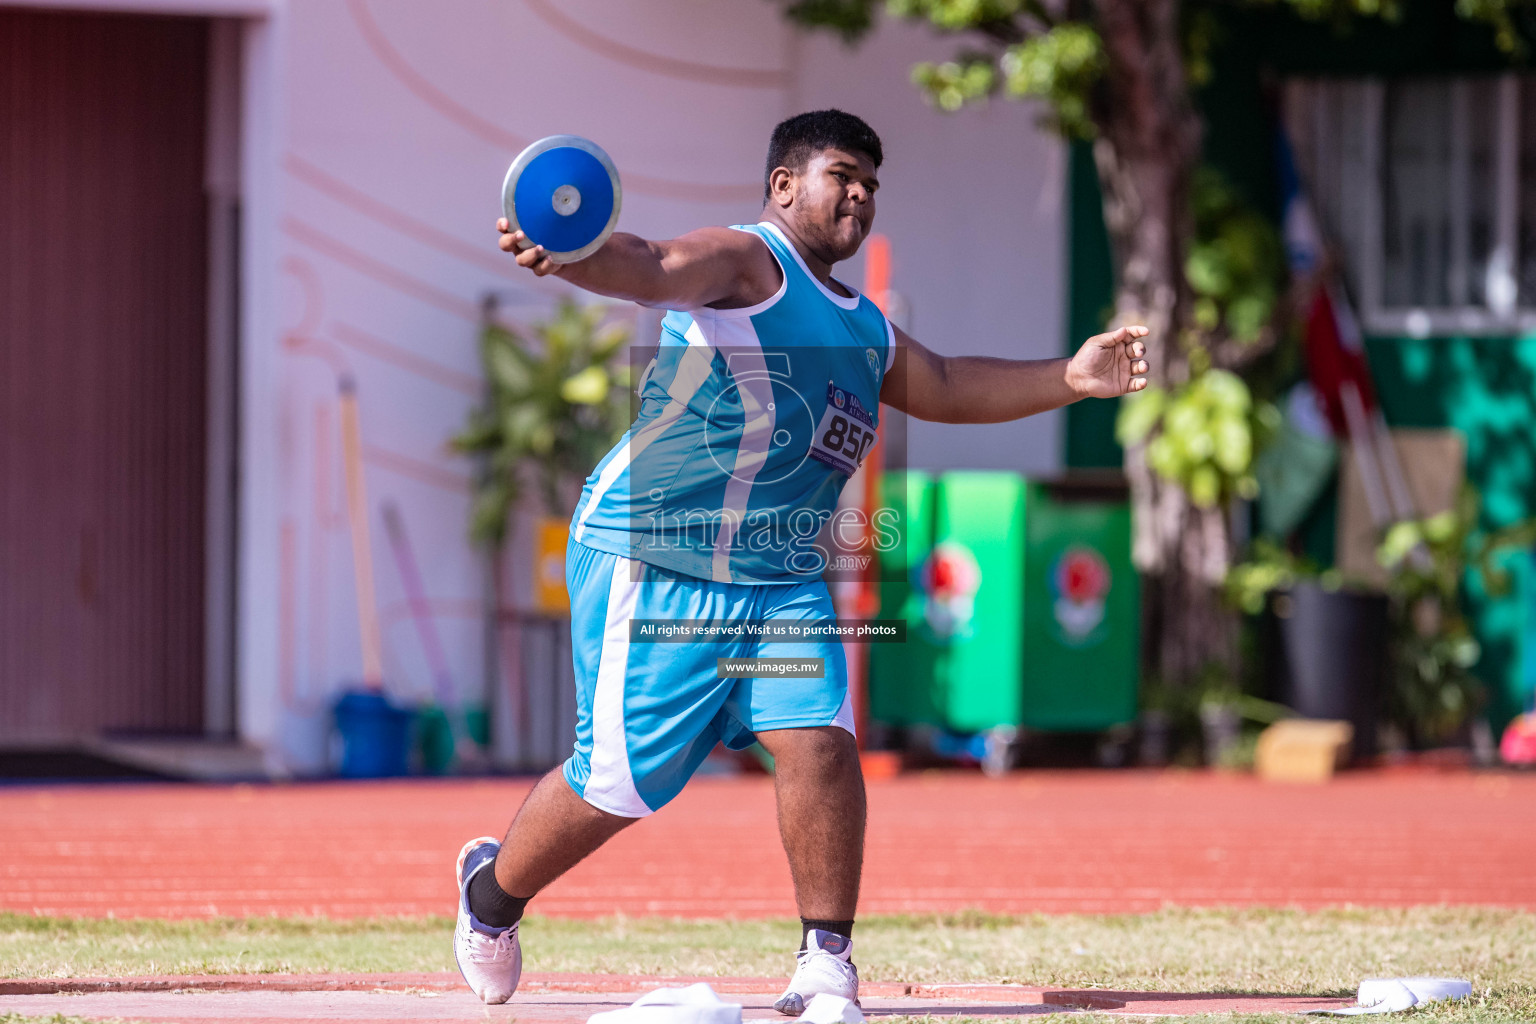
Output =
[
  {"x1": 2, "y1": 769, "x2": 1533, "y2": 918},
  {"x1": 0, "y1": 970, "x2": 1356, "y2": 1020}
]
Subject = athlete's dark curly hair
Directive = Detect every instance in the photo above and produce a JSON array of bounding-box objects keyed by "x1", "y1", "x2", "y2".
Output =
[{"x1": 763, "y1": 109, "x2": 883, "y2": 203}]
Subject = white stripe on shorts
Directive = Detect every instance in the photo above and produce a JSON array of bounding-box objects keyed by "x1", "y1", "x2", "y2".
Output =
[
  {"x1": 830, "y1": 685, "x2": 857, "y2": 737},
  {"x1": 581, "y1": 555, "x2": 652, "y2": 817}
]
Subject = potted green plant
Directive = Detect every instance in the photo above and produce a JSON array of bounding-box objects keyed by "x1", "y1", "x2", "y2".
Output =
[
  {"x1": 451, "y1": 300, "x2": 633, "y2": 768},
  {"x1": 1230, "y1": 493, "x2": 1536, "y2": 757},
  {"x1": 1228, "y1": 539, "x2": 1388, "y2": 760},
  {"x1": 1375, "y1": 490, "x2": 1536, "y2": 750},
  {"x1": 1195, "y1": 664, "x2": 1245, "y2": 767},
  {"x1": 1138, "y1": 668, "x2": 1283, "y2": 768},
  {"x1": 452, "y1": 299, "x2": 633, "y2": 547}
]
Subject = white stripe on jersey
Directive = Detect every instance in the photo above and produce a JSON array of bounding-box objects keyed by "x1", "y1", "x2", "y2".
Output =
[
  {"x1": 573, "y1": 335, "x2": 713, "y2": 543},
  {"x1": 709, "y1": 317, "x2": 775, "y2": 582}
]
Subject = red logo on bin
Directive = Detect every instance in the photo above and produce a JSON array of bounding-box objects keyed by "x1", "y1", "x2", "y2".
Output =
[
  {"x1": 917, "y1": 541, "x2": 981, "y2": 642},
  {"x1": 1050, "y1": 546, "x2": 1110, "y2": 645},
  {"x1": 1057, "y1": 549, "x2": 1109, "y2": 603}
]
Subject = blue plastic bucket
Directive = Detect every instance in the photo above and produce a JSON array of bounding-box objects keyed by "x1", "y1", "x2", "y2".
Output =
[{"x1": 333, "y1": 690, "x2": 415, "y2": 778}]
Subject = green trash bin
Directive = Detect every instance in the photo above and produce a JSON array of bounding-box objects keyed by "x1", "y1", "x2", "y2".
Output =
[
  {"x1": 932, "y1": 472, "x2": 1027, "y2": 732},
  {"x1": 868, "y1": 472, "x2": 1139, "y2": 744},
  {"x1": 1019, "y1": 477, "x2": 1139, "y2": 731},
  {"x1": 868, "y1": 471, "x2": 939, "y2": 728},
  {"x1": 868, "y1": 471, "x2": 1026, "y2": 734}
]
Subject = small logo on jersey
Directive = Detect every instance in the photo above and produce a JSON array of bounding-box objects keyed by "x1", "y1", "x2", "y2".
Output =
[
  {"x1": 866, "y1": 347, "x2": 880, "y2": 375},
  {"x1": 833, "y1": 388, "x2": 846, "y2": 409}
]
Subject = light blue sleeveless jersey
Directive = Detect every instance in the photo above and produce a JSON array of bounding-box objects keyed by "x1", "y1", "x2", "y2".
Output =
[{"x1": 571, "y1": 221, "x2": 894, "y2": 584}]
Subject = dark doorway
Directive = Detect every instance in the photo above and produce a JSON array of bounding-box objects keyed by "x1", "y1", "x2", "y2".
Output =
[{"x1": 1, "y1": 7, "x2": 210, "y2": 741}]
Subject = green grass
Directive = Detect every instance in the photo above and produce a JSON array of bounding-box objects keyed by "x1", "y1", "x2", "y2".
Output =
[{"x1": 2, "y1": 909, "x2": 1532, "y2": 1022}]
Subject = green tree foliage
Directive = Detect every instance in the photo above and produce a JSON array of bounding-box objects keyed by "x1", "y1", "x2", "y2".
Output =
[
  {"x1": 1453, "y1": 0, "x2": 1536, "y2": 54},
  {"x1": 1185, "y1": 169, "x2": 1285, "y2": 346},
  {"x1": 452, "y1": 300, "x2": 631, "y2": 544},
  {"x1": 781, "y1": 0, "x2": 1532, "y2": 699},
  {"x1": 1112, "y1": 166, "x2": 1287, "y2": 507},
  {"x1": 782, "y1": 0, "x2": 1469, "y2": 124},
  {"x1": 779, "y1": 0, "x2": 1528, "y2": 501},
  {"x1": 781, "y1": 0, "x2": 1533, "y2": 159},
  {"x1": 1117, "y1": 366, "x2": 1279, "y2": 509}
]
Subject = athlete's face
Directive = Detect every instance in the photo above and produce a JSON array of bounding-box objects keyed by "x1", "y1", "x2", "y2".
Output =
[{"x1": 777, "y1": 147, "x2": 879, "y2": 264}]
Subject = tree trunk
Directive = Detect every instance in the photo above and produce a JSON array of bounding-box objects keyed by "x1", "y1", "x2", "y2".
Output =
[
  {"x1": 1091, "y1": 0, "x2": 1237, "y2": 688},
  {"x1": 1133, "y1": 478, "x2": 1238, "y2": 686}
]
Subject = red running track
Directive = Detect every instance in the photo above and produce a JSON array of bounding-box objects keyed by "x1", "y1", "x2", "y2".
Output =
[{"x1": 2, "y1": 770, "x2": 1532, "y2": 919}]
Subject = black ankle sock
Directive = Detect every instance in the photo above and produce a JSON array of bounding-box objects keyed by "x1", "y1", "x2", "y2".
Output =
[
  {"x1": 467, "y1": 866, "x2": 530, "y2": 929},
  {"x1": 800, "y1": 918, "x2": 855, "y2": 950}
]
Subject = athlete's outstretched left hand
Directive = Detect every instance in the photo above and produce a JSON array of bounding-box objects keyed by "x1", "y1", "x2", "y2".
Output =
[{"x1": 1065, "y1": 325, "x2": 1150, "y2": 399}]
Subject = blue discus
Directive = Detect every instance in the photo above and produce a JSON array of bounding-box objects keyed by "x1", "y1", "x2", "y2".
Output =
[{"x1": 501, "y1": 135, "x2": 622, "y2": 264}]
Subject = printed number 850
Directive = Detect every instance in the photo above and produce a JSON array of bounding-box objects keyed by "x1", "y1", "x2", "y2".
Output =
[{"x1": 822, "y1": 415, "x2": 876, "y2": 463}]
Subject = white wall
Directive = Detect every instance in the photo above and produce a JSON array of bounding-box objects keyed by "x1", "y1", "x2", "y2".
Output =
[{"x1": 227, "y1": 0, "x2": 1065, "y2": 757}]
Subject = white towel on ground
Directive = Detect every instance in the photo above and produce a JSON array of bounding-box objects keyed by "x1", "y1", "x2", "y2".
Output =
[{"x1": 1309, "y1": 977, "x2": 1472, "y2": 1015}]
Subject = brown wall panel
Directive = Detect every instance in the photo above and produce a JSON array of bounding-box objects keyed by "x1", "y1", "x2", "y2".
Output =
[{"x1": 1, "y1": 7, "x2": 209, "y2": 741}]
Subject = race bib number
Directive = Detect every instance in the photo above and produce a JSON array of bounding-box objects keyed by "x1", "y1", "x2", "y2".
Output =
[{"x1": 809, "y1": 382, "x2": 877, "y2": 475}]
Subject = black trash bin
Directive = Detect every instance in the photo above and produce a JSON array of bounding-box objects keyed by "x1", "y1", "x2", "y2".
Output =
[{"x1": 1276, "y1": 582, "x2": 1389, "y2": 761}]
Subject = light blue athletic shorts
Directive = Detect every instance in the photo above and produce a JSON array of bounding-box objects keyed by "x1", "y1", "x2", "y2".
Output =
[{"x1": 562, "y1": 539, "x2": 853, "y2": 817}]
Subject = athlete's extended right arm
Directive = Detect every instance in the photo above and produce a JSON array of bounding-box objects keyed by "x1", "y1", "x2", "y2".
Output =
[{"x1": 495, "y1": 219, "x2": 776, "y2": 310}]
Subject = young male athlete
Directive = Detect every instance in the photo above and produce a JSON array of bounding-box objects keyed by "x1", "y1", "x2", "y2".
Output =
[{"x1": 455, "y1": 110, "x2": 1149, "y2": 1008}]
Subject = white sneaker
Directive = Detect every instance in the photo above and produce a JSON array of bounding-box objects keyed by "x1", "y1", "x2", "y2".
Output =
[
  {"x1": 453, "y1": 836, "x2": 523, "y2": 1005},
  {"x1": 772, "y1": 930, "x2": 859, "y2": 1015}
]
